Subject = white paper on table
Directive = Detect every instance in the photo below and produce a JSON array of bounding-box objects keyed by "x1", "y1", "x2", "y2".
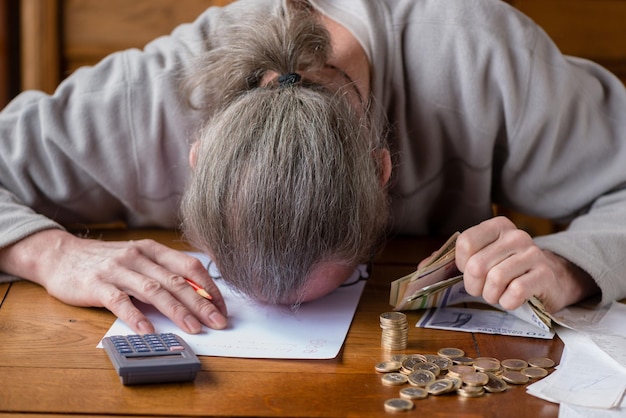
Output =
[
  {"x1": 417, "y1": 306, "x2": 555, "y2": 339},
  {"x1": 99, "y1": 253, "x2": 367, "y2": 359},
  {"x1": 559, "y1": 401, "x2": 626, "y2": 418},
  {"x1": 526, "y1": 325, "x2": 626, "y2": 409}
]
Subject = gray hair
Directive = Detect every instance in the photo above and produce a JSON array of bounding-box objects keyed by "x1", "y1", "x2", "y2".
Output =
[{"x1": 181, "y1": 2, "x2": 389, "y2": 304}]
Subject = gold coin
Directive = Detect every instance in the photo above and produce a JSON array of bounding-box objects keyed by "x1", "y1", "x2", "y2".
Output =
[
  {"x1": 384, "y1": 398, "x2": 414, "y2": 412},
  {"x1": 399, "y1": 387, "x2": 428, "y2": 400},
  {"x1": 501, "y1": 370, "x2": 529, "y2": 385},
  {"x1": 381, "y1": 372, "x2": 409, "y2": 386},
  {"x1": 375, "y1": 361, "x2": 402, "y2": 373},
  {"x1": 527, "y1": 357, "x2": 555, "y2": 369},
  {"x1": 521, "y1": 367, "x2": 549, "y2": 379},
  {"x1": 407, "y1": 369, "x2": 436, "y2": 387},
  {"x1": 426, "y1": 379, "x2": 454, "y2": 395},
  {"x1": 461, "y1": 372, "x2": 489, "y2": 387},
  {"x1": 501, "y1": 359, "x2": 528, "y2": 371},
  {"x1": 483, "y1": 372, "x2": 508, "y2": 393},
  {"x1": 438, "y1": 347, "x2": 465, "y2": 358}
]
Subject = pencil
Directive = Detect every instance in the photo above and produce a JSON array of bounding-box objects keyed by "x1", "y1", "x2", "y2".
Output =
[{"x1": 185, "y1": 278, "x2": 213, "y2": 300}]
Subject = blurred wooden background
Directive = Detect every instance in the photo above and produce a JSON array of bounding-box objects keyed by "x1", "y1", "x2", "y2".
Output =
[{"x1": 2, "y1": 0, "x2": 626, "y2": 235}]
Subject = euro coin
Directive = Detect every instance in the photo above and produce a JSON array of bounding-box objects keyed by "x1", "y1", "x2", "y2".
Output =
[
  {"x1": 501, "y1": 370, "x2": 529, "y2": 385},
  {"x1": 521, "y1": 367, "x2": 549, "y2": 379},
  {"x1": 461, "y1": 372, "x2": 489, "y2": 387},
  {"x1": 448, "y1": 365, "x2": 475, "y2": 378},
  {"x1": 381, "y1": 372, "x2": 409, "y2": 386},
  {"x1": 426, "y1": 379, "x2": 454, "y2": 395},
  {"x1": 457, "y1": 385, "x2": 485, "y2": 398},
  {"x1": 399, "y1": 387, "x2": 428, "y2": 400},
  {"x1": 483, "y1": 372, "x2": 508, "y2": 393},
  {"x1": 438, "y1": 347, "x2": 465, "y2": 359},
  {"x1": 384, "y1": 398, "x2": 414, "y2": 412},
  {"x1": 473, "y1": 358, "x2": 501, "y2": 373},
  {"x1": 407, "y1": 369, "x2": 436, "y2": 387},
  {"x1": 375, "y1": 361, "x2": 402, "y2": 373},
  {"x1": 501, "y1": 358, "x2": 528, "y2": 371},
  {"x1": 527, "y1": 357, "x2": 555, "y2": 368}
]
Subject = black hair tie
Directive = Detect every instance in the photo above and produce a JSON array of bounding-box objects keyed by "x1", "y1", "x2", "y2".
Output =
[{"x1": 277, "y1": 72, "x2": 302, "y2": 87}]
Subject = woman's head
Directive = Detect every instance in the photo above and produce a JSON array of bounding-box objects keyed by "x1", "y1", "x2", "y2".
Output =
[{"x1": 181, "y1": 1, "x2": 390, "y2": 304}]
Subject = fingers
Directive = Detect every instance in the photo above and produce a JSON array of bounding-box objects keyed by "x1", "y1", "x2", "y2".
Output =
[
  {"x1": 103, "y1": 285, "x2": 156, "y2": 334},
  {"x1": 455, "y1": 217, "x2": 545, "y2": 310},
  {"x1": 100, "y1": 240, "x2": 229, "y2": 333}
]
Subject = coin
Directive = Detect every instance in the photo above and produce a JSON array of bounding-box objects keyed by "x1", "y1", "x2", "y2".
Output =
[
  {"x1": 461, "y1": 371, "x2": 489, "y2": 387},
  {"x1": 407, "y1": 369, "x2": 436, "y2": 387},
  {"x1": 426, "y1": 379, "x2": 454, "y2": 395},
  {"x1": 457, "y1": 385, "x2": 485, "y2": 398},
  {"x1": 399, "y1": 386, "x2": 428, "y2": 400},
  {"x1": 384, "y1": 398, "x2": 414, "y2": 412},
  {"x1": 483, "y1": 372, "x2": 508, "y2": 393},
  {"x1": 521, "y1": 367, "x2": 549, "y2": 379},
  {"x1": 438, "y1": 347, "x2": 465, "y2": 358},
  {"x1": 527, "y1": 357, "x2": 555, "y2": 369},
  {"x1": 501, "y1": 359, "x2": 528, "y2": 371},
  {"x1": 381, "y1": 372, "x2": 409, "y2": 386},
  {"x1": 401, "y1": 356, "x2": 424, "y2": 373},
  {"x1": 429, "y1": 355, "x2": 453, "y2": 372},
  {"x1": 473, "y1": 358, "x2": 501, "y2": 373},
  {"x1": 447, "y1": 364, "x2": 475, "y2": 378},
  {"x1": 414, "y1": 362, "x2": 441, "y2": 377},
  {"x1": 501, "y1": 370, "x2": 530, "y2": 385},
  {"x1": 379, "y1": 312, "x2": 408, "y2": 324},
  {"x1": 452, "y1": 356, "x2": 475, "y2": 366},
  {"x1": 375, "y1": 361, "x2": 402, "y2": 373},
  {"x1": 446, "y1": 375, "x2": 463, "y2": 390}
]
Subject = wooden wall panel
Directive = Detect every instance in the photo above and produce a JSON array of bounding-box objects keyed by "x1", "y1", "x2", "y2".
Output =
[
  {"x1": 20, "y1": 0, "x2": 60, "y2": 93},
  {"x1": 62, "y1": 0, "x2": 228, "y2": 74},
  {"x1": 0, "y1": 0, "x2": 8, "y2": 107},
  {"x1": 508, "y1": 0, "x2": 626, "y2": 84},
  {"x1": 0, "y1": 0, "x2": 19, "y2": 107}
]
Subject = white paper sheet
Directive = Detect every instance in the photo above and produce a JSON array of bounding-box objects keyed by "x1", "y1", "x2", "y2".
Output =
[
  {"x1": 527, "y1": 314, "x2": 626, "y2": 410},
  {"x1": 99, "y1": 253, "x2": 367, "y2": 359}
]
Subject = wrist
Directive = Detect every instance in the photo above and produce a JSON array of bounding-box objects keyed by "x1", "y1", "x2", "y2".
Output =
[
  {"x1": 542, "y1": 249, "x2": 600, "y2": 309},
  {"x1": 0, "y1": 228, "x2": 74, "y2": 286}
]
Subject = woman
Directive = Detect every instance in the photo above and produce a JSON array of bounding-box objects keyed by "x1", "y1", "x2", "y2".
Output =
[{"x1": 0, "y1": 0, "x2": 620, "y2": 335}]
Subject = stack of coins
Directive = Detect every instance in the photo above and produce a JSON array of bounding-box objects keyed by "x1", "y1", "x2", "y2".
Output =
[{"x1": 379, "y1": 312, "x2": 409, "y2": 350}]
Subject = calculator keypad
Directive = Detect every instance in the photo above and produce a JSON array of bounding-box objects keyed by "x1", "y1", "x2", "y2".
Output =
[{"x1": 109, "y1": 333, "x2": 185, "y2": 355}]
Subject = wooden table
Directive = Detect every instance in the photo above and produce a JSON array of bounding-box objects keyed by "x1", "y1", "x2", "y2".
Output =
[{"x1": 0, "y1": 229, "x2": 562, "y2": 417}]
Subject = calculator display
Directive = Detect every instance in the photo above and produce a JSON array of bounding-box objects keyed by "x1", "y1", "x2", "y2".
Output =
[{"x1": 102, "y1": 333, "x2": 201, "y2": 385}]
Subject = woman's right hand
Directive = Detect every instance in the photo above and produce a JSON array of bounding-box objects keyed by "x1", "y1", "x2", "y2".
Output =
[{"x1": 0, "y1": 229, "x2": 228, "y2": 334}]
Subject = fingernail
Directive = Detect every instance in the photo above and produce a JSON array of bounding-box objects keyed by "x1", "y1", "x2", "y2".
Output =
[
  {"x1": 184, "y1": 315, "x2": 202, "y2": 334},
  {"x1": 209, "y1": 311, "x2": 228, "y2": 329},
  {"x1": 137, "y1": 320, "x2": 153, "y2": 335}
]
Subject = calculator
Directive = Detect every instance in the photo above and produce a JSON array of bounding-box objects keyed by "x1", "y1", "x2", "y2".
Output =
[{"x1": 102, "y1": 333, "x2": 201, "y2": 385}]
